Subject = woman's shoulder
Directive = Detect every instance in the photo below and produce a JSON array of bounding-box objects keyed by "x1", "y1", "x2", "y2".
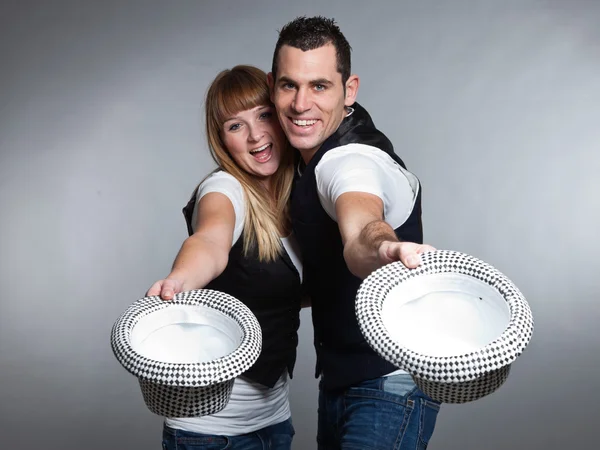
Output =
[
  {"x1": 189, "y1": 170, "x2": 247, "y2": 238},
  {"x1": 200, "y1": 170, "x2": 242, "y2": 189},
  {"x1": 197, "y1": 170, "x2": 245, "y2": 200},
  {"x1": 196, "y1": 170, "x2": 246, "y2": 215}
]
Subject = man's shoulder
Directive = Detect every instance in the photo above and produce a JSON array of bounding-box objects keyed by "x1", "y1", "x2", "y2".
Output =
[
  {"x1": 318, "y1": 143, "x2": 396, "y2": 170},
  {"x1": 337, "y1": 106, "x2": 393, "y2": 154}
]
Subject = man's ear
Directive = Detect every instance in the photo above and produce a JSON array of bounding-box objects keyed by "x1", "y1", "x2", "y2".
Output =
[
  {"x1": 344, "y1": 74, "x2": 359, "y2": 106},
  {"x1": 267, "y1": 72, "x2": 275, "y2": 102}
]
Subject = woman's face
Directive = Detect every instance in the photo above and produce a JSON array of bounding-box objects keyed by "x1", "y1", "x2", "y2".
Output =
[{"x1": 221, "y1": 104, "x2": 287, "y2": 185}]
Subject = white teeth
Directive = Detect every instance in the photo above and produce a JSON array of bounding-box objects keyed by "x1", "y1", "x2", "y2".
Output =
[
  {"x1": 293, "y1": 119, "x2": 317, "y2": 126},
  {"x1": 250, "y1": 143, "x2": 270, "y2": 154}
]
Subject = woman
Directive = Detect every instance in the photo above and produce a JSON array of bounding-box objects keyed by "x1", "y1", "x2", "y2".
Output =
[{"x1": 147, "y1": 65, "x2": 303, "y2": 449}]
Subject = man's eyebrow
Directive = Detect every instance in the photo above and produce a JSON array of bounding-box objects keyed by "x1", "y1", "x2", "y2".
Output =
[
  {"x1": 277, "y1": 76, "x2": 334, "y2": 87},
  {"x1": 277, "y1": 76, "x2": 297, "y2": 85},
  {"x1": 310, "y1": 79, "x2": 333, "y2": 87}
]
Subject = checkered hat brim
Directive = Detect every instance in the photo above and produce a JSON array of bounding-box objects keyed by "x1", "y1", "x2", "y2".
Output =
[
  {"x1": 111, "y1": 289, "x2": 262, "y2": 388},
  {"x1": 356, "y1": 250, "x2": 534, "y2": 387}
]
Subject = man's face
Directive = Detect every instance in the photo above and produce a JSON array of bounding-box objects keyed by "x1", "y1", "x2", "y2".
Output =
[{"x1": 269, "y1": 43, "x2": 358, "y2": 162}]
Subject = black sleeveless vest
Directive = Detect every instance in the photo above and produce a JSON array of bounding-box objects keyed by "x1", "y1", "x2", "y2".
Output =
[
  {"x1": 290, "y1": 102, "x2": 423, "y2": 390},
  {"x1": 182, "y1": 187, "x2": 302, "y2": 388}
]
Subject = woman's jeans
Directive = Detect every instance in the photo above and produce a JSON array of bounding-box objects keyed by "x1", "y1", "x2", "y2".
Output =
[{"x1": 162, "y1": 418, "x2": 295, "y2": 450}]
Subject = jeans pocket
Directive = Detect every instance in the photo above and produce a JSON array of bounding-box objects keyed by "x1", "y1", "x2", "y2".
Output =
[
  {"x1": 382, "y1": 372, "x2": 417, "y2": 398},
  {"x1": 341, "y1": 385, "x2": 416, "y2": 450},
  {"x1": 418, "y1": 399, "x2": 441, "y2": 448}
]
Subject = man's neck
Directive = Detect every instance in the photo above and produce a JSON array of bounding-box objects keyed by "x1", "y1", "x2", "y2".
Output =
[{"x1": 300, "y1": 148, "x2": 318, "y2": 165}]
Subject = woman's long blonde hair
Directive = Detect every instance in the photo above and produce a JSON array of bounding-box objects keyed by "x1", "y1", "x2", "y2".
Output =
[{"x1": 204, "y1": 65, "x2": 294, "y2": 262}]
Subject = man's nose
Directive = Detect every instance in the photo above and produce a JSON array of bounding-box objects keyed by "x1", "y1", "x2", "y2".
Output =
[{"x1": 292, "y1": 88, "x2": 310, "y2": 113}]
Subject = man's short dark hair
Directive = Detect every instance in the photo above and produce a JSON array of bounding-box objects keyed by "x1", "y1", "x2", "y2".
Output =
[{"x1": 271, "y1": 16, "x2": 352, "y2": 85}]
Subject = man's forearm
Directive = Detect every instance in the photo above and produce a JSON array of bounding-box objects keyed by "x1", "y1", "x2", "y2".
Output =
[{"x1": 343, "y1": 220, "x2": 398, "y2": 279}]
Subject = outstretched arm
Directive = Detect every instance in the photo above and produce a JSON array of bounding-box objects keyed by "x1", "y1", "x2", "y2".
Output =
[
  {"x1": 146, "y1": 192, "x2": 235, "y2": 300},
  {"x1": 336, "y1": 191, "x2": 435, "y2": 279}
]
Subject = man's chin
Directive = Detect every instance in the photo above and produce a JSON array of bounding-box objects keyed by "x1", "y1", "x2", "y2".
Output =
[{"x1": 288, "y1": 137, "x2": 317, "y2": 152}]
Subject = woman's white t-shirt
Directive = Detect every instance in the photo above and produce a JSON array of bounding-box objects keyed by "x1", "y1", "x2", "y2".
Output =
[{"x1": 166, "y1": 171, "x2": 302, "y2": 435}]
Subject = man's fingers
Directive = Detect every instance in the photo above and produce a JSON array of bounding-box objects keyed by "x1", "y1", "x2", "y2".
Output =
[
  {"x1": 380, "y1": 241, "x2": 437, "y2": 268},
  {"x1": 403, "y1": 252, "x2": 422, "y2": 268},
  {"x1": 400, "y1": 243, "x2": 434, "y2": 268}
]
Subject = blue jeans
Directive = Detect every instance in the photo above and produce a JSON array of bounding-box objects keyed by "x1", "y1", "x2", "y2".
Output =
[
  {"x1": 317, "y1": 373, "x2": 441, "y2": 450},
  {"x1": 162, "y1": 418, "x2": 295, "y2": 450}
]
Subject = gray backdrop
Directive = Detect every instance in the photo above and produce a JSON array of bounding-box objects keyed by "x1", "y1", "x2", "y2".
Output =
[{"x1": 1, "y1": 1, "x2": 599, "y2": 449}]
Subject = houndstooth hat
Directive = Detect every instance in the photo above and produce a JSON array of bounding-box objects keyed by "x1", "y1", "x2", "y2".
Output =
[
  {"x1": 356, "y1": 250, "x2": 534, "y2": 404},
  {"x1": 111, "y1": 289, "x2": 262, "y2": 417}
]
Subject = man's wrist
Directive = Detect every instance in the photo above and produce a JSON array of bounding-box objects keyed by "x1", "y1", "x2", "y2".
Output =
[{"x1": 361, "y1": 220, "x2": 398, "y2": 250}]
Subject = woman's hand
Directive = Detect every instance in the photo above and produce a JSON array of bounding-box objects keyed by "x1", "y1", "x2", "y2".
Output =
[{"x1": 146, "y1": 278, "x2": 185, "y2": 301}]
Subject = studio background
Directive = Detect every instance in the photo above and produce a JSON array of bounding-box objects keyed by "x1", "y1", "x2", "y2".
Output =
[{"x1": 1, "y1": 1, "x2": 598, "y2": 449}]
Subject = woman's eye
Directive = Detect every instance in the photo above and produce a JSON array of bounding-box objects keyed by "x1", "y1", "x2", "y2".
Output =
[
  {"x1": 259, "y1": 111, "x2": 273, "y2": 120},
  {"x1": 228, "y1": 123, "x2": 241, "y2": 131}
]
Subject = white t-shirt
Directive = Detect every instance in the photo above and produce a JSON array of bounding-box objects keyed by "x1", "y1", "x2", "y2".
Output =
[
  {"x1": 166, "y1": 171, "x2": 302, "y2": 435},
  {"x1": 313, "y1": 143, "x2": 420, "y2": 378},
  {"x1": 190, "y1": 171, "x2": 246, "y2": 244},
  {"x1": 314, "y1": 143, "x2": 420, "y2": 228}
]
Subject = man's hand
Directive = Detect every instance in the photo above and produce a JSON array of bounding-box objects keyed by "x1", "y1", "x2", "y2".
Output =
[
  {"x1": 377, "y1": 241, "x2": 436, "y2": 269},
  {"x1": 146, "y1": 278, "x2": 185, "y2": 301},
  {"x1": 336, "y1": 191, "x2": 438, "y2": 279}
]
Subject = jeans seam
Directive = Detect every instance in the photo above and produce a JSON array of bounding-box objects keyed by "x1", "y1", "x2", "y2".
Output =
[
  {"x1": 418, "y1": 397, "x2": 440, "y2": 448},
  {"x1": 418, "y1": 398, "x2": 426, "y2": 448},
  {"x1": 256, "y1": 430, "x2": 266, "y2": 449},
  {"x1": 393, "y1": 396, "x2": 415, "y2": 450}
]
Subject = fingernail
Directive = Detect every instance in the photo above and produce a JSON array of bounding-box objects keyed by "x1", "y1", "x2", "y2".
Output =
[{"x1": 407, "y1": 255, "x2": 420, "y2": 266}]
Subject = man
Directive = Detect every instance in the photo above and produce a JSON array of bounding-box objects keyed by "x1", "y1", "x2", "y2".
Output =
[{"x1": 268, "y1": 16, "x2": 441, "y2": 449}]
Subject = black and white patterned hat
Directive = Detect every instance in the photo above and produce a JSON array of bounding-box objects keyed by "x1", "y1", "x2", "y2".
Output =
[
  {"x1": 111, "y1": 289, "x2": 262, "y2": 417},
  {"x1": 356, "y1": 250, "x2": 534, "y2": 404}
]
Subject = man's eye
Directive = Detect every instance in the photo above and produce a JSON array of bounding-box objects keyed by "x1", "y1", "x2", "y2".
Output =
[
  {"x1": 315, "y1": 84, "x2": 325, "y2": 91},
  {"x1": 283, "y1": 83, "x2": 295, "y2": 90}
]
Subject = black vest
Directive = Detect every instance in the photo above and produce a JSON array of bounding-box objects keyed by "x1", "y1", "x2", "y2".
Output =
[
  {"x1": 183, "y1": 188, "x2": 302, "y2": 388},
  {"x1": 290, "y1": 102, "x2": 423, "y2": 390}
]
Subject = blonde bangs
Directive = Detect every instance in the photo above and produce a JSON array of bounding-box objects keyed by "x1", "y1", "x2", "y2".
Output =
[{"x1": 212, "y1": 67, "x2": 271, "y2": 127}]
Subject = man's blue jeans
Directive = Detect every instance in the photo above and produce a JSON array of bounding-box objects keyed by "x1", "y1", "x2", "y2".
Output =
[
  {"x1": 162, "y1": 418, "x2": 295, "y2": 450},
  {"x1": 317, "y1": 373, "x2": 441, "y2": 449}
]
